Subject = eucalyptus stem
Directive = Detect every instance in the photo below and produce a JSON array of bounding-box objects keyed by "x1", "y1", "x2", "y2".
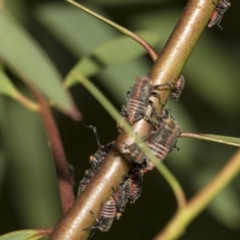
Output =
[
  {"x1": 71, "y1": 71, "x2": 185, "y2": 208},
  {"x1": 50, "y1": 0, "x2": 217, "y2": 239}
]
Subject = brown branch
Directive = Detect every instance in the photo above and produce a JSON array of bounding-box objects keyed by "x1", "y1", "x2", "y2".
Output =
[
  {"x1": 27, "y1": 82, "x2": 75, "y2": 213},
  {"x1": 50, "y1": 0, "x2": 216, "y2": 239},
  {"x1": 150, "y1": 0, "x2": 215, "y2": 97},
  {"x1": 50, "y1": 138, "x2": 132, "y2": 240},
  {"x1": 35, "y1": 228, "x2": 53, "y2": 237},
  {"x1": 0, "y1": 0, "x2": 4, "y2": 12}
]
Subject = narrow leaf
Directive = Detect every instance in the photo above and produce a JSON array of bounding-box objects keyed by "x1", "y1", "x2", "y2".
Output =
[
  {"x1": 0, "y1": 12, "x2": 79, "y2": 118},
  {"x1": 90, "y1": 0, "x2": 166, "y2": 5},
  {"x1": 208, "y1": 186, "x2": 240, "y2": 230},
  {"x1": 64, "y1": 30, "x2": 160, "y2": 88},
  {"x1": 0, "y1": 69, "x2": 18, "y2": 98},
  {"x1": 0, "y1": 229, "x2": 52, "y2": 240},
  {"x1": 0, "y1": 70, "x2": 39, "y2": 111},
  {"x1": 66, "y1": 1, "x2": 158, "y2": 61},
  {"x1": 180, "y1": 132, "x2": 240, "y2": 147}
]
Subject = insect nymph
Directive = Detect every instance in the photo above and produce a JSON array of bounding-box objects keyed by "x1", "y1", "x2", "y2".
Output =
[
  {"x1": 146, "y1": 109, "x2": 181, "y2": 170},
  {"x1": 208, "y1": 0, "x2": 231, "y2": 30},
  {"x1": 123, "y1": 109, "x2": 181, "y2": 171},
  {"x1": 122, "y1": 76, "x2": 153, "y2": 125},
  {"x1": 119, "y1": 75, "x2": 185, "y2": 133},
  {"x1": 91, "y1": 196, "x2": 117, "y2": 233}
]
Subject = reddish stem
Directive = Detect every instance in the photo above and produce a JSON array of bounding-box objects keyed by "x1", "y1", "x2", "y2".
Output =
[{"x1": 28, "y1": 82, "x2": 75, "y2": 213}]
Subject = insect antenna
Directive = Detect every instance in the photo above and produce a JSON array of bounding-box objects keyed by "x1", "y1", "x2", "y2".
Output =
[{"x1": 83, "y1": 124, "x2": 102, "y2": 148}]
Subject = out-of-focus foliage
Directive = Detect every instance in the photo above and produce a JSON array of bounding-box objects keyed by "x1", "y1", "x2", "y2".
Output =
[
  {"x1": 64, "y1": 30, "x2": 161, "y2": 87},
  {"x1": 0, "y1": 70, "x2": 19, "y2": 98},
  {"x1": 0, "y1": 229, "x2": 51, "y2": 240},
  {"x1": 0, "y1": 0, "x2": 239, "y2": 239},
  {"x1": 0, "y1": 11, "x2": 76, "y2": 114}
]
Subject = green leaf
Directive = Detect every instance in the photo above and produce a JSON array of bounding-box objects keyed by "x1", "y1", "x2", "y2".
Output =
[
  {"x1": 194, "y1": 169, "x2": 240, "y2": 231},
  {"x1": 90, "y1": 0, "x2": 168, "y2": 5},
  {"x1": 185, "y1": 36, "x2": 240, "y2": 116},
  {"x1": 0, "y1": 12, "x2": 78, "y2": 117},
  {"x1": 64, "y1": 30, "x2": 160, "y2": 87},
  {"x1": 4, "y1": 99, "x2": 61, "y2": 227},
  {"x1": 0, "y1": 229, "x2": 52, "y2": 240},
  {"x1": 208, "y1": 186, "x2": 240, "y2": 230},
  {"x1": 0, "y1": 70, "x2": 39, "y2": 111},
  {"x1": 35, "y1": 2, "x2": 117, "y2": 56},
  {"x1": 180, "y1": 133, "x2": 240, "y2": 147},
  {"x1": 0, "y1": 69, "x2": 18, "y2": 98}
]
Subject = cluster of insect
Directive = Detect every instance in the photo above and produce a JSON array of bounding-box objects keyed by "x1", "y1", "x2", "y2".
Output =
[
  {"x1": 75, "y1": 1, "x2": 231, "y2": 236},
  {"x1": 77, "y1": 125, "x2": 145, "y2": 236},
  {"x1": 77, "y1": 74, "x2": 185, "y2": 237},
  {"x1": 119, "y1": 75, "x2": 184, "y2": 171},
  {"x1": 208, "y1": 0, "x2": 231, "y2": 30}
]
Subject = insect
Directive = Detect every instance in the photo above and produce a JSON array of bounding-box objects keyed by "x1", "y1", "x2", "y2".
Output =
[
  {"x1": 87, "y1": 195, "x2": 117, "y2": 237},
  {"x1": 122, "y1": 109, "x2": 181, "y2": 171},
  {"x1": 78, "y1": 125, "x2": 114, "y2": 196},
  {"x1": 114, "y1": 162, "x2": 146, "y2": 219},
  {"x1": 146, "y1": 109, "x2": 181, "y2": 170},
  {"x1": 77, "y1": 168, "x2": 95, "y2": 196},
  {"x1": 123, "y1": 76, "x2": 153, "y2": 125},
  {"x1": 68, "y1": 164, "x2": 75, "y2": 187},
  {"x1": 83, "y1": 124, "x2": 114, "y2": 170},
  {"x1": 127, "y1": 164, "x2": 144, "y2": 203},
  {"x1": 120, "y1": 75, "x2": 185, "y2": 129},
  {"x1": 153, "y1": 75, "x2": 185, "y2": 101},
  {"x1": 112, "y1": 177, "x2": 130, "y2": 219},
  {"x1": 122, "y1": 140, "x2": 147, "y2": 165},
  {"x1": 168, "y1": 75, "x2": 185, "y2": 101},
  {"x1": 89, "y1": 141, "x2": 114, "y2": 170},
  {"x1": 208, "y1": 0, "x2": 231, "y2": 30}
]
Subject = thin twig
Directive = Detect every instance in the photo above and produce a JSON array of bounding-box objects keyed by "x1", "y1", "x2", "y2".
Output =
[
  {"x1": 15, "y1": 91, "x2": 40, "y2": 111},
  {"x1": 66, "y1": 0, "x2": 158, "y2": 61},
  {"x1": 27, "y1": 82, "x2": 75, "y2": 213},
  {"x1": 181, "y1": 132, "x2": 240, "y2": 147},
  {"x1": 153, "y1": 149, "x2": 240, "y2": 240}
]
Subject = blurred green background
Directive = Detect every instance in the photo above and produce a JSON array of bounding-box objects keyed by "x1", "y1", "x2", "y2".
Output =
[{"x1": 0, "y1": 0, "x2": 240, "y2": 239}]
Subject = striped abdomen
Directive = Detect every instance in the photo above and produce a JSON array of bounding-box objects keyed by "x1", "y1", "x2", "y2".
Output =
[
  {"x1": 147, "y1": 142, "x2": 169, "y2": 170},
  {"x1": 148, "y1": 142, "x2": 169, "y2": 160},
  {"x1": 97, "y1": 196, "x2": 117, "y2": 232},
  {"x1": 146, "y1": 111, "x2": 181, "y2": 170},
  {"x1": 170, "y1": 75, "x2": 185, "y2": 101},
  {"x1": 127, "y1": 98, "x2": 148, "y2": 124},
  {"x1": 208, "y1": 0, "x2": 231, "y2": 29},
  {"x1": 208, "y1": 9, "x2": 223, "y2": 28},
  {"x1": 126, "y1": 76, "x2": 152, "y2": 124}
]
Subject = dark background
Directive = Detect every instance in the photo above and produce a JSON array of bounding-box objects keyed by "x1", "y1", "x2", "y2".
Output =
[{"x1": 1, "y1": 0, "x2": 240, "y2": 239}]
